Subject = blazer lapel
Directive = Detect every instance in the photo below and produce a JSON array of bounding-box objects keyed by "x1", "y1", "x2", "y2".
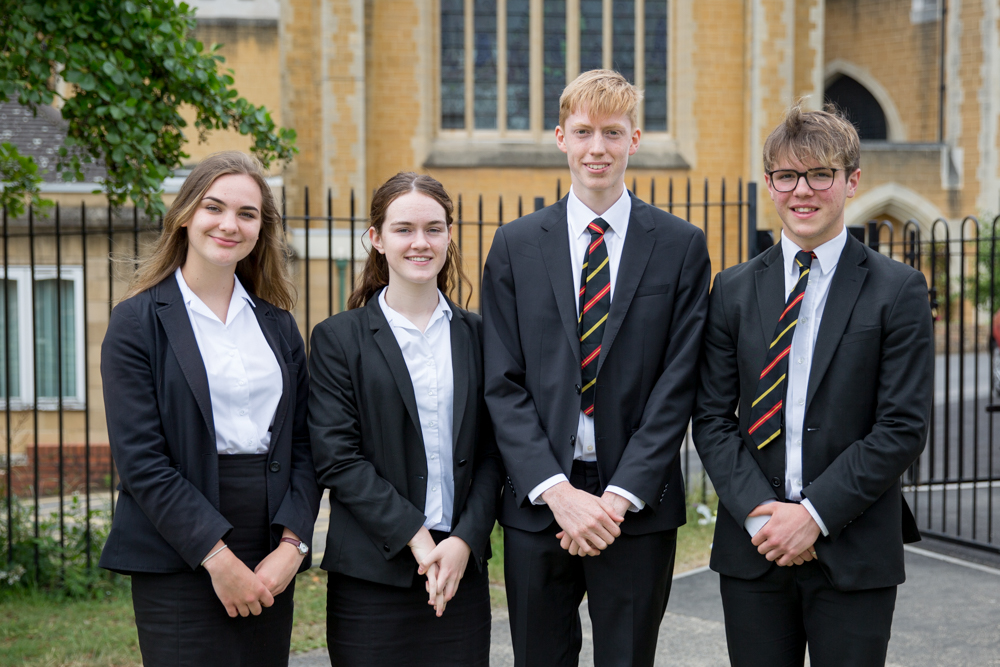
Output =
[
  {"x1": 449, "y1": 307, "x2": 471, "y2": 449},
  {"x1": 806, "y1": 236, "x2": 868, "y2": 405},
  {"x1": 754, "y1": 244, "x2": 786, "y2": 349},
  {"x1": 153, "y1": 278, "x2": 216, "y2": 444},
  {"x1": 367, "y1": 295, "x2": 423, "y2": 439},
  {"x1": 250, "y1": 299, "x2": 291, "y2": 442},
  {"x1": 597, "y1": 194, "x2": 654, "y2": 374},
  {"x1": 539, "y1": 198, "x2": 582, "y2": 367}
]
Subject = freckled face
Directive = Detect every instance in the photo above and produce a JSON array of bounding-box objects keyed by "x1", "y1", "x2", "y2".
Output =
[
  {"x1": 369, "y1": 191, "x2": 451, "y2": 289},
  {"x1": 765, "y1": 155, "x2": 860, "y2": 251},
  {"x1": 182, "y1": 174, "x2": 263, "y2": 272},
  {"x1": 555, "y1": 108, "x2": 640, "y2": 206}
]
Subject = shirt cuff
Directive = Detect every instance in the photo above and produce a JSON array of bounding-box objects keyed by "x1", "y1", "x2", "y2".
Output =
[
  {"x1": 605, "y1": 485, "x2": 645, "y2": 512},
  {"x1": 801, "y1": 498, "x2": 829, "y2": 537},
  {"x1": 744, "y1": 499, "x2": 777, "y2": 537},
  {"x1": 528, "y1": 474, "x2": 568, "y2": 505}
]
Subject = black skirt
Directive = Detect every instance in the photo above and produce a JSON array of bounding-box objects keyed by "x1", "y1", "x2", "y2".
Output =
[
  {"x1": 326, "y1": 531, "x2": 491, "y2": 666},
  {"x1": 130, "y1": 454, "x2": 294, "y2": 667}
]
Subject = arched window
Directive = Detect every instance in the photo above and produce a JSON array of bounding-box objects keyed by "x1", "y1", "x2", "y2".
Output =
[{"x1": 824, "y1": 75, "x2": 888, "y2": 141}]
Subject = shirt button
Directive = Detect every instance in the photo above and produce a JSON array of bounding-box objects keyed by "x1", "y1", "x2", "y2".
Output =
[
  {"x1": 430, "y1": 453, "x2": 437, "y2": 460},
  {"x1": 800, "y1": 317, "x2": 807, "y2": 324},
  {"x1": 238, "y1": 409, "x2": 246, "y2": 416},
  {"x1": 586, "y1": 446, "x2": 594, "y2": 452},
  {"x1": 797, "y1": 398, "x2": 804, "y2": 406},
  {"x1": 239, "y1": 379, "x2": 247, "y2": 386},
  {"x1": 426, "y1": 360, "x2": 434, "y2": 367},
  {"x1": 797, "y1": 357, "x2": 805, "y2": 364},
  {"x1": 432, "y1": 485, "x2": 438, "y2": 492},
  {"x1": 429, "y1": 421, "x2": 437, "y2": 428}
]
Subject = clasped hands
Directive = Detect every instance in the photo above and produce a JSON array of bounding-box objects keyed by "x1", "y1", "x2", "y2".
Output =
[
  {"x1": 542, "y1": 482, "x2": 628, "y2": 557},
  {"x1": 203, "y1": 528, "x2": 306, "y2": 619},
  {"x1": 749, "y1": 502, "x2": 821, "y2": 566},
  {"x1": 408, "y1": 526, "x2": 472, "y2": 618}
]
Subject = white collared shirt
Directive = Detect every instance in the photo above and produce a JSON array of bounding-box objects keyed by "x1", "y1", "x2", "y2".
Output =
[
  {"x1": 527, "y1": 186, "x2": 645, "y2": 511},
  {"x1": 174, "y1": 267, "x2": 282, "y2": 455},
  {"x1": 744, "y1": 228, "x2": 847, "y2": 538},
  {"x1": 378, "y1": 288, "x2": 456, "y2": 532}
]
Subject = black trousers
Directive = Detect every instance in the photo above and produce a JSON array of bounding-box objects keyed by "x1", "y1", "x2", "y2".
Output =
[
  {"x1": 130, "y1": 454, "x2": 294, "y2": 667},
  {"x1": 325, "y1": 530, "x2": 492, "y2": 666},
  {"x1": 504, "y1": 460, "x2": 678, "y2": 667},
  {"x1": 720, "y1": 562, "x2": 897, "y2": 667}
]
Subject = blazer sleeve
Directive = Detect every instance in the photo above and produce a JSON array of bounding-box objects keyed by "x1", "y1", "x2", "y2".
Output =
[
  {"x1": 308, "y1": 320, "x2": 427, "y2": 561},
  {"x1": 605, "y1": 228, "x2": 712, "y2": 506},
  {"x1": 482, "y1": 226, "x2": 567, "y2": 503},
  {"x1": 101, "y1": 300, "x2": 231, "y2": 570},
  {"x1": 692, "y1": 271, "x2": 781, "y2": 523},
  {"x1": 801, "y1": 270, "x2": 933, "y2": 539},
  {"x1": 270, "y1": 312, "x2": 322, "y2": 561},
  {"x1": 448, "y1": 317, "x2": 502, "y2": 570}
]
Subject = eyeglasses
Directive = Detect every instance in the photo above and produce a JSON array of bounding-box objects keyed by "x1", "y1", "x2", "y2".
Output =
[{"x1": 766, "y1": 168, "x2": 840, "y2": 192}]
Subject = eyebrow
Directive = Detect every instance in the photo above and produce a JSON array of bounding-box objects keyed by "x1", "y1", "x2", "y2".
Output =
[{"x1": 202, "y1": 196, "x2": 260, "y2": 213}]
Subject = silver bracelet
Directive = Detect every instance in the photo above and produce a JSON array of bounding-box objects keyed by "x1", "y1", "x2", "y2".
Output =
[{"x1": 201, "y1": 544, "x2": 229, "y2": 567}]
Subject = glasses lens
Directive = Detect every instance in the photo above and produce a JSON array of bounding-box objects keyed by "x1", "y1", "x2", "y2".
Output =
[
  {"x1": 771, "y1": 171, "x2": 799, "y2": 192},
  {"x1": 805, "y1": 168, "x2": 835, "y2": 190}
]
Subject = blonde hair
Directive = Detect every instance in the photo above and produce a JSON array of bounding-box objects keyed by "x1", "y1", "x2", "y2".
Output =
[
  {"x1": 559, "y1": 69, "x2": 643, "y2": 130},
  {"x1": 347, "y1": 172, "x2": 471, "y2": 310},
  {"x1": 763, "y1": 100, "x2": 861, "y2": 174},
  {"x1": 123, "y1": 151, "x2": 296, "y2": 310}
]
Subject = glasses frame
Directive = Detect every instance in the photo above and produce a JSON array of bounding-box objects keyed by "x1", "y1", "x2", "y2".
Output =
[{"x1": 766, "y1": 168, "x2": 841, "y2": 193}]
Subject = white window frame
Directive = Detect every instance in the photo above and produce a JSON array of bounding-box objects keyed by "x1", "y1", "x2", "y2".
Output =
[
  {"x1": 910, "y1": 0, "x2": 941, "y2": 24},
  {"x1": 0, "y1": 266, "x2": 86, "y2": 410}
]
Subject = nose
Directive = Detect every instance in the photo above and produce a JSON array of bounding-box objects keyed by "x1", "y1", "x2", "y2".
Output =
[
  {"x1": 792, "y1": 173, "x2": 815, "y2": 196},
  {"x1": 217, "y1": 210, "x2": 239, "y2": 232},
  {"x1": 588, "y1": 132, "x2": 606, "y2": 155},
  {"x1": 412, "y1": 229, "x2": 431, "y2": 248}
]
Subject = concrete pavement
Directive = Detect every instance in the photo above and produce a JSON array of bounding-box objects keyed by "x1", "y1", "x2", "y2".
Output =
[{"x1": 290, "y1": 544, "x2": 1000, "y2": 666}]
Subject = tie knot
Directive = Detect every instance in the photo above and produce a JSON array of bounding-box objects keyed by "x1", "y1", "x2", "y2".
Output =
[
  {"x1": 588, "y1": 217, "x2": 610, "y2": 237},
  {"x1": 795, "y1": 250, "x2": 816, "y2": 270}
]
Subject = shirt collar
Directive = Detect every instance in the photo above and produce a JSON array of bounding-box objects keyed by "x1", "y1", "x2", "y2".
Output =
[
  {"x1": 780, "y1": 226, "x2": 848, "y2": 278},
  {"x1": 174, "y1": 266, "x2": 255, "y2": 322},
  {"x1": 378, "y1": 287, "x2": 453, "y2": 332},
  {"x1": 567, "y1": 185, "x2": 632, "y2": 240}
]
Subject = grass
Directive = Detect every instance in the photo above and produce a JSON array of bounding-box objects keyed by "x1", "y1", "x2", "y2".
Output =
[{"x1": 1, "y1": 495, "x2": 718, "y2": 665}]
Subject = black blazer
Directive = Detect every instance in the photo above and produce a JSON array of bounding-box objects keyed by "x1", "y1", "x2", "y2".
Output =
[
  {"x1": 692, "y1": 235, "x2": 933, "y2": 591},
  {"x1": 99, "y1": 276, "x2": 321, "y2": 574},
  {"x1": 307, "y1": 292, "x2": 502, "y2": 588},
  {"x1": 482, "y1": 193, "x2": 711, "y2": 534}
]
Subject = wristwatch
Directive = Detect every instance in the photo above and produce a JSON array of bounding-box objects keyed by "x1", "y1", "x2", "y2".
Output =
[{"x1": 280, "y1": 537, "x2": 310, "y2": 556}]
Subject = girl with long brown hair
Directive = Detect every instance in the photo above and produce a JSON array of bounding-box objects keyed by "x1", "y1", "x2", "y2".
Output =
[
  {"x1": 308, "y1": 172, "x2": 501, "y2": 665},
  {"x1": 99, "y1": 151, "x2": 320, "y2": 666}
]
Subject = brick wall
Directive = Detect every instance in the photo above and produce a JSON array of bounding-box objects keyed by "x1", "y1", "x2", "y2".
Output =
[{"x1": 0, "y1": 443, "x2": 113, "y2": 498}]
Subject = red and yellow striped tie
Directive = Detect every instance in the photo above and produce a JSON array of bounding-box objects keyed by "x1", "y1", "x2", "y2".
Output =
[
  {"x1": 747, "y1": 250, "x2": 815, "y2": 450},
  {"x1": 579, "y1": 218, "x2": 611, "y2": 416}
]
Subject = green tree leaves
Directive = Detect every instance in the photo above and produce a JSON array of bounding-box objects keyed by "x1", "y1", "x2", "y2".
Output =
[{"x1": 0, "y1": 0, "x2": 297, "y2": 215}]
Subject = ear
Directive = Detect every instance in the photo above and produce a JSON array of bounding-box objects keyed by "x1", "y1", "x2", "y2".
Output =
[
  {"x1": 555, "y1": 125, "x2": 569, "y2": 154},
  {"x1": 368, "y1": 226, "x2": 385, "y2": 254},
  {"x1": 628, "y1": 127, "x2": 641, "y2": 156},
  {"x1": 845, "y1": 168, "x2": 861, "y2": 198}
]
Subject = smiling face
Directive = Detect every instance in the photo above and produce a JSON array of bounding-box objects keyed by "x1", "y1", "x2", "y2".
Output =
[
  {"x1": 765, "y1": 153, "x2": 860, "y2": 251},
  {"x1": 555, "y1": 107, "x2": 640, "y2": 214},
  {"x1": 182, "y1": 173, "x2": 262, "y2": 274},
  {"x1": 370, "y1": 191, "x2": 452, "y2": 291}
]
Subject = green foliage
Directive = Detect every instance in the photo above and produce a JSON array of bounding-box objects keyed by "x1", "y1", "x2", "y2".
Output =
[
  {"x1": 0, "y1": 0, "x2": 296, "y2": 215},
  {"x1": 967, "y1": 214, "x2": 1000, "y2": 311},
  {"x1": 0, "y1": 494, "x2": 126, "y2": 598},
  {"x1": 0, "y1": 142, "x2": 50, "y2": 217}
]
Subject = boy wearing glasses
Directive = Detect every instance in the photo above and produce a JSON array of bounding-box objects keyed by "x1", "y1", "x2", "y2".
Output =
[{"x1": 692, "y1": 103, "x2": 933, "y2": 667}]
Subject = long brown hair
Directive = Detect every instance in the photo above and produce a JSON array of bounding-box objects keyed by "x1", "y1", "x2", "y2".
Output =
[
  {"x1": 122, "y1": 151, "x2": 296, "y2": 310},
  {"x1": 347, "y1": 172, "x2": 471, "y2": 310}
]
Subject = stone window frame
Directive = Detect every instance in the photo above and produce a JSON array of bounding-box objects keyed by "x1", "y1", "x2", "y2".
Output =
[{"x1": 0, "y1": 266, "x2": 86, "y2": 411}]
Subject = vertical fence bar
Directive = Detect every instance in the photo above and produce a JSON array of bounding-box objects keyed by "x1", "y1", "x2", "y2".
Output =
[
  {"x1": 29, "y1": 203, "x2": 39, "y2": 580},
  {"x1": 737, "y1": 178, "x2": 744, "y2": 264},
  {"x1": 457, "y1": 195, "x2": 464, "y2": 306},
  {"x1": 556, "y1": 179, "x2": 562, "y2": 201},
  {"x1": 747, "y1": 183, "x2": 758, "y2": 259},
  {"x1": 56, "y1": 203, "x2": 66, "y2": 580},
  {"x1": 81, "y1": 202, "x2": 92, "y2": 570},
  {"x1": 303, "y1": 188, "x2": 310, "y2": 356},
  {"x1": 702, "y1": 179, "x2": 709, "y2": 243},
  {"x1": 107, "y1": 204, "x2": 115, "y2": 519},
  {"x1": 991, "y1": 217, "x2": 998, "y2": 543},
  {"x1": 350, "y1": 190, "x2": 356, "y2": 291},
  {"x1": 668, "y1": 178, "x2": 674, "y2": 215},
  {"x1": 720, "y1": 179, "x2": 727, "y2": 270},
  {"x1": 477, "y1": 196, "x2": 483, "y2": 309},
  {"x1": 2, "y1": 206, "x2": 9, "y2": 566},
  {"x1": 685, "y1": 179, "x2": 691, "y2": 233},
  {"x1": 972, "y1": 222, "x2": 980, "y2": 541},
  {"x1": 958, "y1": 221, "x2": 968, "y2": 537},
  {"x1": 650, "y1": 179, "x2": 656, "y2": 208},
  {"x1": 327, "y1": 189, "x2": 334, "y2": 318}
]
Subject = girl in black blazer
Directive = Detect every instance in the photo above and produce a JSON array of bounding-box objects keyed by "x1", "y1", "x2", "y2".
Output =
[
  {"x1": 308, "y1": 172, "x2": 502, "y2": 666},
  {"x1": 99, "y1": 151, "x2": 321, "y2": 667}
]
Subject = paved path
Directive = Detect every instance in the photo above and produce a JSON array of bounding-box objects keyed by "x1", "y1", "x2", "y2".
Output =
[{"x1": 290, "y1": 544, "x2": 1000, "y2": 666}]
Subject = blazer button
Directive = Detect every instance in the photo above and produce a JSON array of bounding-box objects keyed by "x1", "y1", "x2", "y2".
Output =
[
  {"x1": 383, "y1": 544, "x2": 390, "y2": 552},
  {"x1": 575, "y1": 384, "x2": 582, "y2": 395},
  {"x1": 771, "y1": 476, "x2": 781, "y2": 488},
  {"x1": 570, "y1": 435, "x2": 576, "y2": 444},
  {"x1": 457, "y1": 459, "x2": 468, "y2": 467},
  {"x1": 269, "y1": 461, "x2": 281, "y2": 473}
]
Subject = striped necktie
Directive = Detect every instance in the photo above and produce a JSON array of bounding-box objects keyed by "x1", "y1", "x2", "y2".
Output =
[
  {"x1": 747, "y1": 250, "x2": 815, "y2": 450},
  {"x1": 579, "y1": 217, "x2": 611, "y2": 416}
]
